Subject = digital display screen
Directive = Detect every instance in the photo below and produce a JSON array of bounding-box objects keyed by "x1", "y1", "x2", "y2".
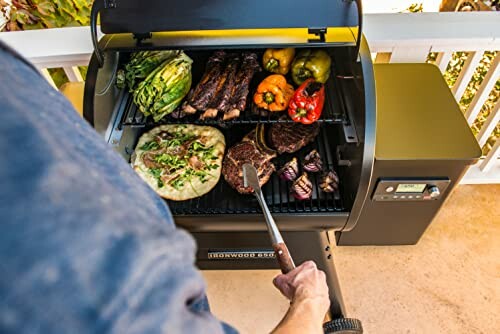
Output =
[{"x1": 396, "y1": 184, "x2": 426, "y2": 193}]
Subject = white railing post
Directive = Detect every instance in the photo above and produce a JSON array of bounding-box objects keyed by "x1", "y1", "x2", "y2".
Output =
[
  {"x1": 435, "y1": 52, "x2": 452, "y2": 73},
  {"x1": 480, "y1": 139, "x2": 500, "y2": 172},
  {"x1": 63, "y1": 66, "x2": 84, "y2": 82},
  {"x1": 465, "y1": 53, "x2": 500, "y2": 124},
  {"x1": 476, "y1": 101, "x2": 500, "y2": 148},
  {"x1": 451, "y1": 51, "x2": 485, "y2": 101},
  {"x1": 39, "y1": 68, "x2": 57, "y2": 89},
  {"x1": 389, "y1": 46, "x2": 431, "y2": 63}
]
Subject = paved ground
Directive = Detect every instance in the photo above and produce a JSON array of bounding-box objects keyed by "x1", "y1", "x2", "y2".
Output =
[{"x1": 203, "y1": 184, "x2": 500, "y2": 333}]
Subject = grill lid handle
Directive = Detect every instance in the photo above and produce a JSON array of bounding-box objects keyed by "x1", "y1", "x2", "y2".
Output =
[{"x1": 90, "y1": 1, "x2": 106, "y2": 67}]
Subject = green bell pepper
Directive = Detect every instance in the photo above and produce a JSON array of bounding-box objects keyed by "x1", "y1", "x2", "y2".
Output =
[{"x1": 291, "y1": 49, "x2": 332, "y2": 86}]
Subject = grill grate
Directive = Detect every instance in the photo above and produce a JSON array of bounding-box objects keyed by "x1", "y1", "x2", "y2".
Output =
[
  {"x1": 161, "y1": 125, "x2": 345, "y2": 215},
  {"x1": 119, "y1": 76, "x2": 346, "y2": 128}
]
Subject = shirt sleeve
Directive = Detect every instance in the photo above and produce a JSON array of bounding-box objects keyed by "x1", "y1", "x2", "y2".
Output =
[{"x1": 0, "y1": 43, "x2": 237, "y2": 334}]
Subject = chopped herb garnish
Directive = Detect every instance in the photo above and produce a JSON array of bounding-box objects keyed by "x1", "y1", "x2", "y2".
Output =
[
  {"x1": 195, "y1": 170, "x2": 208, "y2": 183},
  {"x1": 140, "y1": 128, "x2": 220, "y2": 192},
  {"x1": 192, "y1": 141, "x2": 205, "y2": 151},
  {"x1": 166, "y1": 139, "x2": 182, "y2": 147},
  {"x1": 149, "y1": 168, "x2": 164, "y2": 188},
  {"x1": 155, "y1": 153, "x2": 187, "y2": 170},
  {"x1": 140, "y1": 141, "x2": 160, "y2": 151},
  {"x1": 170, "y1": 177, "x2": 185, "y2": 190}
]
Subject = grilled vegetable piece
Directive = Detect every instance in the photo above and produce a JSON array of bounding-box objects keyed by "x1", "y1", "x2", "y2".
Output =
[
  {"x1": 288, "y1": 79, "x2": 325, "y2": 124},
  {"x1": 291, "y1": 49, "x2": 331, "y2": 85},
  {"x1": 226, "y1": 52, "x2": 261, "y2": 120},
  {"x1": 184, "y1": 51, "x2": 227, "y2": 113},
  {"x1": 255, "y1": 124, "x2": 277, "y2": 156},
  {"x1": 303, "y1": 149, "x2": 323, "y2": 172},
  {"x1": 133, "y1": 52, "x2": 193, "y2": 122},
  {"x1": 320, "y1": 169, "x2": 339, "y2": 193},
  {"x1": 263, "y1": 48, "x2": 295, "y2": 75},
  {"x1": 116, "y1": 69, "x2": 126, "y2": 89},
  {"x1": 291, "y1": 173, "x2": 313, "y2": 200},
  {"x1": 122, "y1": 50, "x2": 180, "y2": 90},
  {"x1": 253, "y1": 74, "x2": 294, "y2": 112},
  {"x1": 278, "y1": 157, "x2": 299, "y2": 182}
]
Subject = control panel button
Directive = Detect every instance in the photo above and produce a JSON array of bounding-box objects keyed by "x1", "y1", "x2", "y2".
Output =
[
  {"x1": 400, "y1": 195, "x2": 406, "y2": 199},
  {"x1": 385, "y1": 186, "x2": 394, "y2": 193},
  {"x1": 428, "y1": 186, "x2": 440, "y2": 198},
  {"x1": 408, "y1": 195, "x2": 413, "y2": 199}
]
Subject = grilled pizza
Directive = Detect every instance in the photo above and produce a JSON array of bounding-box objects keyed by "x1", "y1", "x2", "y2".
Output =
[{"x1": 132, "y1": 124, "x2": 225, "y2": 201}]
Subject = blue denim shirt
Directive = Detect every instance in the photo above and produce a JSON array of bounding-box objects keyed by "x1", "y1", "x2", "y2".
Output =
[{"x1": 0, "y1": 43, "x2": 237, "y2": 334}]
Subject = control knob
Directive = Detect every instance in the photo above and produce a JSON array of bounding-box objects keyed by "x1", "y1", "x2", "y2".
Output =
[{"x1": 428, "y1": 186, "x2": 440, "y2": 198}]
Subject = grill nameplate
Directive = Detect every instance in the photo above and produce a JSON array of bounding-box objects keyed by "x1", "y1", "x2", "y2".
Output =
[{"x1": 208, "y1": 250, "x2": 275, "y2": 260}]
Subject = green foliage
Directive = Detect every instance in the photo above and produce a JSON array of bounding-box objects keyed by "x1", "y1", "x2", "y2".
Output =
[
  {"x1": 4, "y1": 0, "x2": 93, "y2": 31},
  {"x1": 47, "y1": 68, "x2": 68, "y2": 88},
  {"x1": 404, "y1": 3, "x2": 424, "y2": 13},
  {"x1": 3, "y1": 1, "x2": 91, "y2": 88}
]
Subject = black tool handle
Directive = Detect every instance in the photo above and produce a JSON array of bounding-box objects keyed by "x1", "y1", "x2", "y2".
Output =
[{"x1": 272, "y1": 242, "x2": 296, "y2": 274}]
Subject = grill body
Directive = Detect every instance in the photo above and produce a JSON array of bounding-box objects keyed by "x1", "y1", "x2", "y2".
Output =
[
  {"x1": 83, "y1": 0, "x2": 480, "y2": 326},
  {"x1": 83, "y1": 28, "x2": 374, "y2": 321}
]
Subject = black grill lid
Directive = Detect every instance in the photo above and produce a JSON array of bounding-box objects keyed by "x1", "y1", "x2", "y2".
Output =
[{"x1": 98, "y1": 0, "x2": 359, "y2": 34}]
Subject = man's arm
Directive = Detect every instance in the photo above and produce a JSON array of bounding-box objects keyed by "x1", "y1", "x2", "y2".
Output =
[
  {"x1": 272, "y1": 261, "x2": 330, "y2": 334},
  {"x1": 0, "y1": 42, "x2": 235, "y2": 334}
]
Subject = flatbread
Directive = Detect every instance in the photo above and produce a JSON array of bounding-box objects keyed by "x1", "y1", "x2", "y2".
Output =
[{"x1": 132, "y1": 124, "x2": 225, "y2": 201}]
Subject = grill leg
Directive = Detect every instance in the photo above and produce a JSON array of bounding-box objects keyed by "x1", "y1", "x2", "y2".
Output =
[{"x1": 283, "y1": 231, "x2": 346, "y2": 318}]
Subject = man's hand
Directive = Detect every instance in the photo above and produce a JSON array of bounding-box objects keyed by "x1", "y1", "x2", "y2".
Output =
[{"x1": 271, "y1": 261, "x2": 330, "y2": 334}]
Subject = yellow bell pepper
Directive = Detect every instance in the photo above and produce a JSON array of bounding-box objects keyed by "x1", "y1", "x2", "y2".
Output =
[{"x1": 262, "y1": 48, "x2": 295, "y2": 75}]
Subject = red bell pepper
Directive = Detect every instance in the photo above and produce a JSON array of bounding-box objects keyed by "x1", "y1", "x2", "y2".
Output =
[{"x1": 288, "y1": 78, "x2": 325, "y2": 124}]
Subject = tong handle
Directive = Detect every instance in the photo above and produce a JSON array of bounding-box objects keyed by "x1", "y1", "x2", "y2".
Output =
[
  {"x1": 272, "y1": 242, "x2": 296, "y2": 274},
  {"x1": 252, "y1": 186, "x2": 296, "y2": 274}
]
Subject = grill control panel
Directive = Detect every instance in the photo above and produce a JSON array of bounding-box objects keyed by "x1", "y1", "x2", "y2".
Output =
[{"x1": 372, "y1": 178, "x2": 450, "y2": 201}]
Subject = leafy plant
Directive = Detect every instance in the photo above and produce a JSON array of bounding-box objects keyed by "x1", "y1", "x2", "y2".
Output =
[
  {"x1": 404, "y1": 3, "x2": 424, "y2": 13},
  {"x1": 3, "y1": 0, "x2": 93, "y2": 31},
  {"x1": 2, "y1": 1, "x2": 93, "y2": 87}
]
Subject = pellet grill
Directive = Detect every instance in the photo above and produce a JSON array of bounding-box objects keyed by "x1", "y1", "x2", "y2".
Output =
[{"x1": 83, "y1": 1, "x2": 482, "y2": 332}]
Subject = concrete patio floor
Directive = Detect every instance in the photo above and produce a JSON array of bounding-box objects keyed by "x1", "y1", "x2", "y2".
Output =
[{"x1": 203, "y1": 184, "x2": 500, "y2": 333}]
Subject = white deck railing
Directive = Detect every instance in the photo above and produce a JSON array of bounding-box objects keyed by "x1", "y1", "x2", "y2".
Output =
[{"x1": 0, "y1": 12, "x2": 499, "y2": 184}]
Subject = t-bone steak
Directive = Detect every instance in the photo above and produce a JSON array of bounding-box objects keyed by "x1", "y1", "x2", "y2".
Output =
[
  {"x1": 269, "y1": 122, "x2": 320, "y2": 154},
  {"x1": 222, "y1": 130, "x2": 276, "y2": 194}
]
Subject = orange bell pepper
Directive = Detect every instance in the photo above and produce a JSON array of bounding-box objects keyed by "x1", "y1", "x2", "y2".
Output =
[{"x1": 253, "y1": 74, "x2": 295, "y2": 112}]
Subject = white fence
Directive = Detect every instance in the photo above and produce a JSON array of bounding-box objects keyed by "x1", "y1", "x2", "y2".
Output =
[{"x1": 0, "y1": 12, "x2": 499, "y2": 183}]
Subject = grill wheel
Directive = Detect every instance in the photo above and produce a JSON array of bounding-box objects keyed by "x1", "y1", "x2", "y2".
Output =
[{"x1": 323, "y1": 318, "x2": 363, "y2": 334}]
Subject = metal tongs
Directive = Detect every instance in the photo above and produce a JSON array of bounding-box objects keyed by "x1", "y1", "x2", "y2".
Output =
[
  {"x1": 243, "y1": 164, "x2": 363, "y2": 333},
  {"x1": 243, "y1": 164, "x2": 296, "y2": 274}
]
